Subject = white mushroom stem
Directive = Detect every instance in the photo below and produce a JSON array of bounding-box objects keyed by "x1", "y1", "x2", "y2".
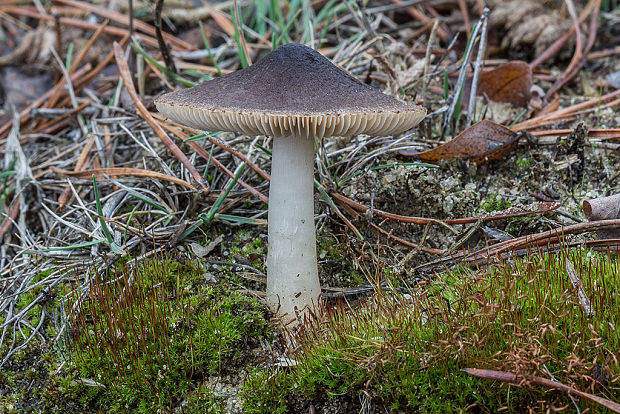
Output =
[{"x1": 266, "y1": 134, "x2": 321, "y2": 322}]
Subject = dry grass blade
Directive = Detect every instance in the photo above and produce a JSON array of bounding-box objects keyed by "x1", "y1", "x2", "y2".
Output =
[
  {"x1": 204, "y1": 2, "x2": 235, "y2": 36},
  {"x1": 53, "y1": 167, "x2": 198, "y2": 192},
  {"x1": 155, "y1": 117, "x2": 269, "y2": 203},
  {"x1": 0, "y1": 196, "x2": 20, "y2": 240},
  {"x1": 390, "y1": 0, "x2": 449, "y2": 41},
  {"x1": 32, "y1": 101, "x2": 90, "y2": 135},
  {"x1": 113, "y1": 42, "x2": 207, "y2": 192},
  {"x1": 153, "y1": 113, "x2": 271, "y2": 182},
  {"x1": 1, "y1": 6, "x2": 163, "y2": 49},
  {"x1": 512, "y1": 89, "x2": 620, "y2": 131},
  {"x1": 0, "y1": 1, "x2": 618, "y2": 410},
  {"x1": 51, "y1": 0, "x2": 194, "y2": 51},
  {"x1": 46, "y1": 19, "x2": 110, "y2": 108},
  {"x1": 544, "y1": 0, "x2": 601, "y2": 99},
  {"x1": 57, "y1": 134, "x2": 95, "y2": 209}
]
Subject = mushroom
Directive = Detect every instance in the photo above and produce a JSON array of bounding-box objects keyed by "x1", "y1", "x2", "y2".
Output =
[{"x1": 156, "y1": 43, "x2": 426, "y2": 322}]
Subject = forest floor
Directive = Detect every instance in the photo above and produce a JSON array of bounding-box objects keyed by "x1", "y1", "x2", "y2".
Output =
[{"x1": 0, "y1": 0, "x2": 619, "y2": 412}]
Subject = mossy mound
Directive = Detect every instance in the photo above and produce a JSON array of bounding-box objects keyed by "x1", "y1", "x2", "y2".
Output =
[{"x1": 243, "y1": 249, "x2": 620, "y2": 413}]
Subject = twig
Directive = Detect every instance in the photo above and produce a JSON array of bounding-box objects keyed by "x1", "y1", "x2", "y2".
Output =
[
  {"x1": 389, "y1": 0, "x2": 449, "y2": 42},
  {"x1": 154, "y1": 0, "x2": 177, "y2": 76},
  {"x1": 457, "y1": 0, "x2": 471, "y2": 34},
  {"x1": 543, "y1": 364, "x2": 581, "y2": 414},
  {"x1": 330, "y1": 191, "x2": 560, "y2": 227},
  {"x1": 463, "y1": 368, "x2": 620, "y2": 413},
  {"x1": 464, "y1": 219, "x2": 620, "y2": 264},
  {"x1": 153, "y1": 114, "x2": 271, "y2": 182},
  {"x1": 398, "y1": 223, "x2": 432, "y2": 266},
  {"x1": 47, "y1": 19, "x2": 110, "y2": 108},
  {"x1": 370, "y1": 221, "x2": 444, "y2": 255},
  {"x1": 512, "y1": 89, "x2": 620, "y2": 131},
  {"x1": 421, "y1": 19, "x2": 440, "y2": 105},
  {"x1": 564, "y1": 258, "x2": 593, "y2": 317},
  {"x1": 544, "y1": 0, "x2": 600, "y2": 99},
  {"x1": 443, "y1": 13, "x2": 483, "y2": 135},
  {"x1": 154, "y1": 117, "x2": 268, "y2": 203}
]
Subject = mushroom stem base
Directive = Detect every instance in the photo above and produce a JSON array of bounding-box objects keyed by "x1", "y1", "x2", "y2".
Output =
[{"x1": 266, "y1": 135, "x2": 321, "y2": 322}]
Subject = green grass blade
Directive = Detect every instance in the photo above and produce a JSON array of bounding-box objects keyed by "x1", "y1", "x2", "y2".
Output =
[
  {"x1": 198, "y1": 21, "x2": 222, "y2": 76},
  {"x1": 92, "y1": 175, "x2": 123, "y2": 253},
  {"x1": 0, "y1": 170, "x2": 15, "y2": 179},
  {"x1": 65, "y1": 42, "x2": 74, "y2": 70},
  {"x1": 231, "y1": 3, "x2": 249, "y2": 68},
  {"x1": 185, "y1": 131, "x2": 222, "y2": 142},
  {"x1": 180, "y1": 163, "x2": 247, "y2": 240},
  {"x1": 132, "y1": 38, "x2": 196, "y2": 87},
  {"x1": 269, "y1": 0, "x2": 286, "y2": 48},
  {"x1": 213, "y1": 214, "x2": 266, "y2": 225},
  {"x1": 256, "y1": 144, "x2": 272, "y2": 156}
]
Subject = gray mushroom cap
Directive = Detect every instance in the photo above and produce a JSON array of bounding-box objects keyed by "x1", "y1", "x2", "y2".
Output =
[{"x1": 156, "y1": 43, "x2": 426, "y2": 139}]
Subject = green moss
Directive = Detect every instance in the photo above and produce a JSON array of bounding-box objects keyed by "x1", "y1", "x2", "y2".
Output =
[
  {"x1": 66, "y1": 254, "x2": 272, "y2": 413},
  {"x1": 242, "y1": 369, "x2": 288, "y2": 414},
  {"x1": 242, "y1": 249, "x2": 620, "y2": 412},
  {"x1": 515, "y1": 156, "x2": 533, "y2": 169},
  {"x1": 482, "y1": 194, "x2": 512, "y2": 212}
]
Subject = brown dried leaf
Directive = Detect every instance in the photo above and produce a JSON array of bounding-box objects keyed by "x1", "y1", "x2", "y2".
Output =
[
  {"x1": 583, "y1": 194, "x2": 620, "y2": 239},
  {"x1": 465, "y1": 61, "x2": 532, "y2": 107},
  {"x1": 414, "y1": 120, "x2": 520, "y2": 164}
]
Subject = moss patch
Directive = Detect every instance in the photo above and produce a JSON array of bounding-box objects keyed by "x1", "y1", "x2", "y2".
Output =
[
  {"x1": 242, "y1": 249, "x2": 620, "y2": 413},
  {"x1": 64, "y1": 255, "x2": 273, "y2": 413}
]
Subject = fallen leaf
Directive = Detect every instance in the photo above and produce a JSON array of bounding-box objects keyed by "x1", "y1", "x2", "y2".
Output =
[
  {"x1": 410, "y1": 120, "x2": 520, "y2": 164},
  {"x1": 464, "y1": 61, "x2": 532, "y2": 107},
  {"x1": 583, "y1": 194, "x2": 620, "y2": 239}
]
